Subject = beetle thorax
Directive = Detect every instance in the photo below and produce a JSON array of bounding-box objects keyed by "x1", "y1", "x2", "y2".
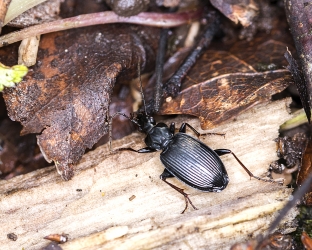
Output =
[{"x1": 144, "y1": 125, "x2": 173, "y2": 150}]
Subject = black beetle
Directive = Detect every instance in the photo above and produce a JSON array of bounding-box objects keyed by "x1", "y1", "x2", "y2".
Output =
[{"x1": 109, "y1": 79, "x2": 280, "y2": 213}]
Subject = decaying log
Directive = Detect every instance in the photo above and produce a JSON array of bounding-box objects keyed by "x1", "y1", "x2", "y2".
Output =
[{"x1": 0, "y1": 99, "x2": 297, "y2": 250}]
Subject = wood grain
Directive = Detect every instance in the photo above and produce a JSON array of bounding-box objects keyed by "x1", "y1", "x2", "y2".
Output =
[{"x1": 0, "y1": 99, "x2": 297, "y2": 250}]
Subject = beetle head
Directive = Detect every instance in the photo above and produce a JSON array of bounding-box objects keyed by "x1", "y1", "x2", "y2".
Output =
[{"x1": 135, "y1": 112, "x2": 156, "y2": 133}]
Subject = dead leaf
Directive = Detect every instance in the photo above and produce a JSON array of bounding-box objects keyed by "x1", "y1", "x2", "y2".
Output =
[
  {"x1": 160, "y1": 56, "x2": 292, "y2": 129},
  {"x1": 297, "y1": 137, "x2": 312, "y2": 205},
  {"x1": 2, "y1": 24, "x2": 159, "y2": 180},
  {"x1": 302, "y1": 232, "x2": 312, "y2": 250},
  {"x1": 6, "y1": 0, "x2": 62, "y2": 28},
  {"x1": 159, "y1": 26, "x2": 294, "y2": 129},
  {"x1": 210, "y1": 0, "x2": 258, "y2": 27},
  {"x1": 161, "y1": 41, "x2": 292, "y2": 129}
]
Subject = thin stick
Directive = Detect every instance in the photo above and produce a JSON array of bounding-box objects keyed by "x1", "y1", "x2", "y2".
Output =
[
  {"x1": 163, "y1": 11, "x2": 220, "y2": 97},
  {"x1": 0, "y1": 9, "x2": 203, "y2": 47}
]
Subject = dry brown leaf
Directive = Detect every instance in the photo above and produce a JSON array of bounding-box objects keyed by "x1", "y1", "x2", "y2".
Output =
[
  {"x1": 2, "y1": 24, "x2": 159, "y2": 180},
  {"x1": 210, "y1": 0, "x2": 258, "y2": 27},
  {"x1": 297, "y1": 137, "x2": 312, "y2": 205},
  {"x1": 159, "y1": 32, "x2": 294, "y2": 129}
]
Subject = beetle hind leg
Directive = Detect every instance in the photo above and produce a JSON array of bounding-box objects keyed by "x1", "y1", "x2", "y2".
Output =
[
  {"x1": 160, "y1": 169, "x2": 198, "y2": 213},
  {"x1": 214, "y1": 149, "x2": 284, "y2": 185},
  {"x1": 179, "y1": 123, "x2": 225, "y2": 138}
]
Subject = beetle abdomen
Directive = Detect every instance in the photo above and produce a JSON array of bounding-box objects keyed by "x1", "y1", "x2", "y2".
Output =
[{"x1": 160, "y1": 133, "x2": 229, "y2": 192}]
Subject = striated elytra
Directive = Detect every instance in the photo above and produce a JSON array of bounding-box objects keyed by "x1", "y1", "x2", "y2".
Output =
[{"x1": 160, "y1": 132, "x2": 229, "y2": 192}]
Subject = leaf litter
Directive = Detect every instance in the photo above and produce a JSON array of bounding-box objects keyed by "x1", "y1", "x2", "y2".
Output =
[
  {"x1": 2, "y1": 24, "x2": 159, "y2": 180},
  {"x1": 0, "y1": 1, "x2": 302, "y2": 180},
  {"x1": 158, "y1": 5, "x2": 295, "y2": 129}
]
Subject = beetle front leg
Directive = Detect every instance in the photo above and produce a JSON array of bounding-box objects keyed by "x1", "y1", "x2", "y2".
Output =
[
  {"x1": 116, "y1": 147, "x2": 157, "y2": 153},
  {"x1": 169, "y1": 122, "x2": 175, "y2": 134},
  {"x1": 160, "y1": 168, "x2": 198, "y2": 214},
  {"x1": 179, "y1": 123, "x2": 224, "y2": 138},
  {"x1": 214, "y1": 149, "x2": 283, "y2": 184}
]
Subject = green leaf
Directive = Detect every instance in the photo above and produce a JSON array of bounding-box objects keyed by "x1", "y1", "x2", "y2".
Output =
[{"x1": 0, "y1": 63, "x2": 28, "y2": 91}]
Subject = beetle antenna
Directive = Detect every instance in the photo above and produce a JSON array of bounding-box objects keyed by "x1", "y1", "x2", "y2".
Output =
[
  {"x1": 109, "y1": 112, "x2": 139, "y2": 152},
  {"x1": 137, "y1": 60, "x2": 148, "y2": 115}
]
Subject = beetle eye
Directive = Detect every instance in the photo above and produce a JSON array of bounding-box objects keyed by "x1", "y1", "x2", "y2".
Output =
[{"x1": 149, "y1": 117, "x2": 156, "y2": 125}]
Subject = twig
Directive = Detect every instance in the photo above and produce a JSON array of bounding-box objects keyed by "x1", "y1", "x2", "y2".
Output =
[
  {"x1": 163, "y1": 11, "x2": 220, "y2": 98},
  {"x1": 0, "y1": 9, "x2": 203, "y2": 47},
  {"x1": 153, "y1": 28, "x2": 169, "y2": 113}
]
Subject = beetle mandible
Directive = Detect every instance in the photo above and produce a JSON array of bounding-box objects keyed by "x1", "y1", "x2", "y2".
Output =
[{"x1": 109, "y1": 74, "x2": 280, "y2": 214}]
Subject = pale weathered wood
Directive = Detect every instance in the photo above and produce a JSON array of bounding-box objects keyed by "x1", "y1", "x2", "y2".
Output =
[{"x1": 0, "y1": 99, "x2": 297, "y2": 250}]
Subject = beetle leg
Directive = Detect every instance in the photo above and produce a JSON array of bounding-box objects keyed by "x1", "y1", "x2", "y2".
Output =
[
  {"x1": 214, "y1": 149, "x2": 283, "y2": 185},
  {"x1": 179, "y1": 123, "x2": 225, "y2": 138},
  {"x1": 136, "y1": 147, "x2": 157, "y2": 153},
  {"x1": 169, "y1": 122, "x2": 175, "y2": 134},
  {"x1": 160, "y1": 169, "x2": 198, "y2": 213},
  {"x1": 116, "y1": 147, "x2": 157, "y2": 153}
]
